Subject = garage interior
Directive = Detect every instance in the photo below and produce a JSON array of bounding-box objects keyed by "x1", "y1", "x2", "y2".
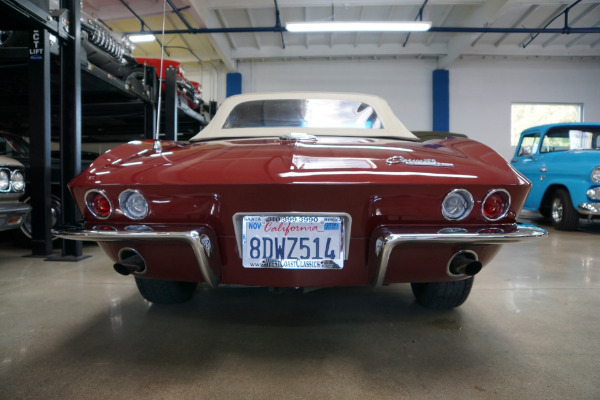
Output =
[{"x1": 1, "y1": 0, "x2": 599, "y2": 399}]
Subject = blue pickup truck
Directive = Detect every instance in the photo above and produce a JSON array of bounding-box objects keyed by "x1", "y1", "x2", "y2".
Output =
[{"x1": 511, "y1": 123, "x2": 600, "y2": 230}]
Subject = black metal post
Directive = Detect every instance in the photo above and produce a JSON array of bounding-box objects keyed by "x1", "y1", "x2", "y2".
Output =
[
  {"x1": 144, "y1": 65, "x2": 157, "y2": 140},
  {"x1": 28, "y1": 28, "x2": 52, "y2": 256},
  {"x1": 165, "y1": 66, "x2": 178, "y2": 141},
  {"x1": 59, "y1": 0, "x2": 83, "y2": 259}
]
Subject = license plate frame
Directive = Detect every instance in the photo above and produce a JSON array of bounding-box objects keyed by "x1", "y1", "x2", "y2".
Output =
[{"x1": 233, "y1": 213, "x2": 352, "y2": 269}]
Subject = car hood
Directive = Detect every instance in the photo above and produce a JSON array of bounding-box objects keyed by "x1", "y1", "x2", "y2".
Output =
[
  {"x1": 77, "y1": 137, "x2": 523, "y2": 186},
  {"x1": 0, "y1": 155, "x2": 24, "y2": 168}
]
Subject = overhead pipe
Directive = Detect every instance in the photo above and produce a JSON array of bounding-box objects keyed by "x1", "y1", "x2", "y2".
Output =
[
  {"x1": 403, "y1": 0, "x2": 430, "y2": 47},
  {"x1": 124, "y1": 26, "x2": 600, "y2": 36},
  {"x1": 164, "y1": 0, "x2": 195, "y2": 31},
  {"x1": 522, "y1": 0, "x2": 583, "y2": 48},
  {"x1": 118, "y1": 0, "x2": 170, "y2": 56}
]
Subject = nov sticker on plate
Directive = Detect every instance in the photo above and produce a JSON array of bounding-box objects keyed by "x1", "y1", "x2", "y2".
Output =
[{"x1": 242, "y1": 215, "x2": 344, "y2": 269}]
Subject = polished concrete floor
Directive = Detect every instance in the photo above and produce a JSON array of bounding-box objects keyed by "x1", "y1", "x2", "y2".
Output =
[{"x1": 0, "y1": 214, "x2": 598, "y2": 399}]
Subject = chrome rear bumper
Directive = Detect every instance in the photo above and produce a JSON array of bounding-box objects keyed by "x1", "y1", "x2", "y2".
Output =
[
  {"x1": 372, "y1": 223, "x2": 548, "y2": 287},
  {"x1": 53, "y1": 222, "x2": 548, "y2": 290},
  {"x1": 52, "y1": 225, "x2": 219, "y2": 288}
]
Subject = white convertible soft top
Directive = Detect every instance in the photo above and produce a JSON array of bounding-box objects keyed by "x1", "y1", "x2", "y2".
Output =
[{"x1": 190, "y1": 92, "x2": 417, "y2": 141}]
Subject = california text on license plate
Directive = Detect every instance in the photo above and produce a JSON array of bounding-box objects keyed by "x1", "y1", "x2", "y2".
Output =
[{"x1": 242, "y1": 215, "x2": 344, "y2": 269}]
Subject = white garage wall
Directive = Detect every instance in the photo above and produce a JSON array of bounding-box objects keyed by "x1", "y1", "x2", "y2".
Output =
[
  {"x1": 190, "y1": 57, "x2": 600, "y2": 161},
  {"x1": 236, "y1": 59, "x2": 436, "y2": 130},
  {"x1": 450, "y1": 58, "x2": 600, "y2": 160}
]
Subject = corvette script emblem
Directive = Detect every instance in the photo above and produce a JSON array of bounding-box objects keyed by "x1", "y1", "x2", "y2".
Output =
[{"x1": 386, "y1": 155, "x2": 454, "y2": 167}]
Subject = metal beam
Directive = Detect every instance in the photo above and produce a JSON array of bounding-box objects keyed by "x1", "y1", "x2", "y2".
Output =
[
  {"x1": 28, "y1": 29, "x2": 52, "y2": 257},
  {"x1": 59, "y1": 0, "x2": 83, "y2": 259}
]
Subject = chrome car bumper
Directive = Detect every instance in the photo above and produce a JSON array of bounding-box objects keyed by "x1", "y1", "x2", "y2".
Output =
[
  {"x1": 578, "y1": 202, "x2": 600, "y2": 215},
  {"x1": 53, "y1": 223, "x2": 548, "y2": 290},
  {"x1": 372, "y1": 223, "x2": 548, "y2": 287},
  {"x1": 0, "y1": 202, "x2": 31, "y2": 232},
  {"x1": 52, "y1": 226, "x2": 219, "y2": 288}
]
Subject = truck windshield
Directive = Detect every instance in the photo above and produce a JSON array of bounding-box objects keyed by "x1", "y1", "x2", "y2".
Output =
[{"x1": 540, "y1": 127, "x2": 600, "y2": 153}]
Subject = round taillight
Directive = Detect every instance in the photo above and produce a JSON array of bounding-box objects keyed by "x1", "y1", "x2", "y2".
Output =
[
  {"x1": 441, "y1": 189, "x2": 474, "y2": 221},
  {"x1": 482, "y1": 189, "x2": 511, "y2": 221},
  {"x1": 119, "y1": 189, "x2": 148, "y2": 220},
  {"x1": 85, "y1": 190, "x2": 112, "y2": 220}
]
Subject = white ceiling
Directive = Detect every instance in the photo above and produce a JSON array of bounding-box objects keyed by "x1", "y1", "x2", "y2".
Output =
[{"x1": 83, "y1": 0, "x2": 600, "y2": 71}]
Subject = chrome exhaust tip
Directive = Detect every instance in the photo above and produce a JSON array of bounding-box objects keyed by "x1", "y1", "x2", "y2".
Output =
[
  {"x1": 113, "y1": 248, "x2": 147, "y2": 276},
  {"x1": 447, "y1": 250, "x2": 482, "y2": 277}
]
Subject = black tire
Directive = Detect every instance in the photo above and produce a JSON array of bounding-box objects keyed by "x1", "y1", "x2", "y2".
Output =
[
  {"x1": 124, "y1": 67, "x2": 147, "y2": 93},
  {"x1": 0, "y1": 30, "x2": 27, "y2": 47},
  {"x1": 550, "y1": 188, "x2": 579, "y2": 231},
  {"x1": 134, "y1": 277, "x2": 198, "y2": 304},
  {"x1": 14, "y1": 195, "x2": 62, "y2": 247},
  {"x1": 411, "y1": 277, "x2": 474, "y2": 309}
]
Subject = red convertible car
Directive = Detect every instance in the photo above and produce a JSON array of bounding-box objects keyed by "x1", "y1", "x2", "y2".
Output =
[{"x1": 54, "y1": 92, "x2": 547, "y2": 308}]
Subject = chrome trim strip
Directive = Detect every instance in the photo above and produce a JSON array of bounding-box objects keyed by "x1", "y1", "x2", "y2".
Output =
[
  {"x1": 51, "y1": 227, "x2": 219, "y2": 288},
  {"x1": 232, "y1": 212, "x2": 353, "y2": 260},
  {"x1": 578, "y1": 202, "x2": 600, "y2": 215},
  {"x1": 372, "y1": 223, "x2": 548, "y2": 287},
  {"x1": 0, "y1": 203, "x2": 32, "y2": 215}
]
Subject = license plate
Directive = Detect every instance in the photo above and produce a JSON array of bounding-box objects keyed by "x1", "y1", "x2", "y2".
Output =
[{"x1": 242, "y1": 215, "x2": 344, "y2": 269}]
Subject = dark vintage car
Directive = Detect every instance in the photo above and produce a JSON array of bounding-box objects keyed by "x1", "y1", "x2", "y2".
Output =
[
  {"x1": 54, "y1": 92, "x2": 547, "y2": 309},
  {"x1": 0, "y1": 155, "x2": 30, "y2": 232},
  {"x1": 0, "y1": 130, "x2": 97, "y2": 243}
]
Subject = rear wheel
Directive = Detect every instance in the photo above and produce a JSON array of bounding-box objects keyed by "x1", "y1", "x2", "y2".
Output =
[
  {"x1": 134, "y1": 277, "x2": 197, "y2": 304},
  {"x1": 410, "y1": 277, "x2": 474, "y2": 309},
  {"x1": 550, "y1": 188, "x2": 579, "y2": 231}
]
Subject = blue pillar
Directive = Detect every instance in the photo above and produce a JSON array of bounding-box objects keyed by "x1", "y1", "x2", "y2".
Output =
[
  {"x1": 226, "y1": 73, "x2": 242, "y2": 97},
  {"x1": 432, "y1": 69, "x2": 449, "y2": 132}
]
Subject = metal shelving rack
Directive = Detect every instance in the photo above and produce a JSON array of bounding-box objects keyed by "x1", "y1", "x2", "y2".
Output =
[{"x1": 0, "y1": 0, "x2": 205, "y2": 258}]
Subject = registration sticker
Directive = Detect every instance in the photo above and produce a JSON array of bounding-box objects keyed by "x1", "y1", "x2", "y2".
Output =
[{"x1": 242, "y1": 215, "x2": 344, "y2": 269}]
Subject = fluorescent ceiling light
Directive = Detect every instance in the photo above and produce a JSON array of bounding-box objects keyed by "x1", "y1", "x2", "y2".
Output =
[
  {"x1": 286, "y1": 21, "x2": 432, "y2": 33},
  {"x1": 128, "y1": 33, "x2": 156, "y2": 43}
]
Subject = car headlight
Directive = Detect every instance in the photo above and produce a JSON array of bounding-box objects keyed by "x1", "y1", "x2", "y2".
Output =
[
  {"x1": 588, "y1": 187, "x2": 600, "y2": 200},
  {"x1": 119, "y1": 190, "x2": 148, "y2": 220},
  {"x1": 0, "y1": 169, "x2": 9, "y2": 191},
  {"x1": 11, "y1": 170, "x2": 25, "y2": 192},
  {"x1": 482, "y1": 189, "x2": 511, "y2": 221},
  {"x1": 592, "y1": 167, "x2": 600, "y2": 183},
  {"x1": 442, "y1": 189, "x2": 474, "y2": 221}
]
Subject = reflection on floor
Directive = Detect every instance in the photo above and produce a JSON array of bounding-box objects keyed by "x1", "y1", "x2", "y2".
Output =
[{"x1": 0, "y1": 214, "x2": 598, "y2": 399}]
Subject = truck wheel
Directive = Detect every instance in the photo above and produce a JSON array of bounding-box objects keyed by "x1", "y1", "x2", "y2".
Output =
[
  {"x1": 134, "y1": 277, "x2": 197, "y2": 304},
  {"x1": 410, "y1": 277, "x2": 473, "y2": 309},
  {"x1": 551, "y1": 188, "x2": 579, "y2": 231}
]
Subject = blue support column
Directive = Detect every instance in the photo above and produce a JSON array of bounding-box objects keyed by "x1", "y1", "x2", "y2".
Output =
[
  {"x1": 226, "y1": 73, "x2": 242, "y2": 97},
  {"x1": 432, "y1": 69, "x2": 449, "y2": 132}
]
